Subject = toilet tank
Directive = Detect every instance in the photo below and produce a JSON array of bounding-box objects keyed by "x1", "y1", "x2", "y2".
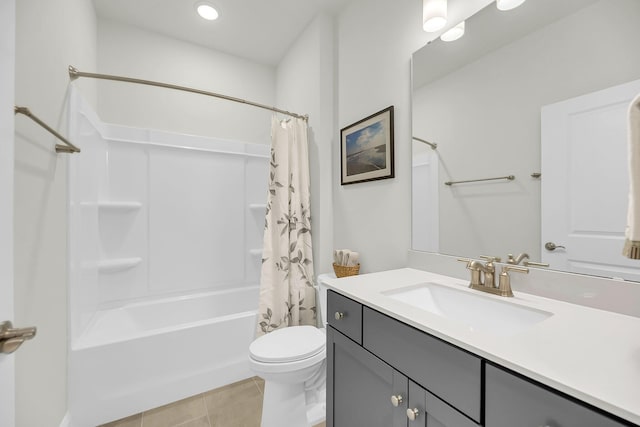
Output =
[{"x1": 316, "y1": 273, "x2": 336, "y2": 327}]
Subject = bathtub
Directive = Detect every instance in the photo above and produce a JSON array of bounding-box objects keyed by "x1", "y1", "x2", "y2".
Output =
[{"x1": 69, "y1": 286, "x2": 259, "y2": 427}]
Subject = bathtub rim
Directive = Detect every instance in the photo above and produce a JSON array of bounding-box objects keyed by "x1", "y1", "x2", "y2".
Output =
[{"x1": 72, "y1": 284, "x2": 259, "y2": 350}]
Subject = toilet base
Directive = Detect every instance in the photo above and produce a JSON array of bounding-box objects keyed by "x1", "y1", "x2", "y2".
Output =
[
  {"x1": 261, "y1": 380, "x2": 310, "y2": 427},
  {"x1": 306, "y1": 401, "x2": 326, "y2": 426}
]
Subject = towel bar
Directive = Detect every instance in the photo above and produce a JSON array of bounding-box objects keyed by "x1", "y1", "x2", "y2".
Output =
[{"x1": 445, "y1": 175, "x2": 515, "y2": 186}]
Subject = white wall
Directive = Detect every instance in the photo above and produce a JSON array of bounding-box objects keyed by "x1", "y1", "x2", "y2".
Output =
[
  {"x1": 275, "y1": 14, "x2": 336, "y2": 276},
  {"x1": 97, "y1": 19, "x2": 276, "y2": 145},
  {"x1": 14, "y1": 0, "x2": 96, "y2": 425},
  {"x1": 334, "y1": 0, "x2": 493, "y2": 274},
  {"x1": 0, "y1": 1, "x2": 15, "y2": 426},
  {"x1": 334, "y1": 0, "x2": 432, "y2": 273},
  {"x1": 413, "y1": 0, "x2": 640, "y2": 260}
]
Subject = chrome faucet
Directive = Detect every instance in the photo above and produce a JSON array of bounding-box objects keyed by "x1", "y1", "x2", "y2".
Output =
[
  {"x1": 479, "y1": 256, "x2": 500, "y2": 288},
  {"x1": 458, "y1": 256, "x2": 527, "y2": 297},
  {"x1": 507, "y1": 253, "x2": 530, "y2": 265},
  {"x1": 507, "y1": 252, "x2": 550, "y2": 268},
  {"x1": 458, "y1": 256, "x2": 500, "y2": 288}
]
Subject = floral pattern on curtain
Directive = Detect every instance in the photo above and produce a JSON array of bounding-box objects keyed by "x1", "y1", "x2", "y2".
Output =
[{"x1": 256, "y1": 115, "x2": 316, "y2": 336}]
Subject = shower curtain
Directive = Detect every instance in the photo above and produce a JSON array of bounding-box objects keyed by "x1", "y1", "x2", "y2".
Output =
[{"x1": 256, "y1": 115, "x2": 316, "y2": 336}]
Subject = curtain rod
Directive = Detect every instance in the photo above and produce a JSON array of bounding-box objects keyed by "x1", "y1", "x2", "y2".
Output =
[
  {"x1": 68, "y1": 66, "x2": 309, "y2": 122},
  {"x1": 14, "y1": 106, "x2": 80, "y2": 154},
  {"x1": 412, "y1": 136, "x2": 437, "y2": 150}
]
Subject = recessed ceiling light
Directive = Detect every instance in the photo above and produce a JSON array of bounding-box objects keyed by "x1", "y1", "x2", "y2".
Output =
[{"x1": 196, "y1": 2, "x2": 219, "y2": 21}]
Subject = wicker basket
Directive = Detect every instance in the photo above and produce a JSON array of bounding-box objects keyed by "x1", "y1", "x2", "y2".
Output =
[{"x1": 333, "y1": 263, "x2": 360, "y2": 278}]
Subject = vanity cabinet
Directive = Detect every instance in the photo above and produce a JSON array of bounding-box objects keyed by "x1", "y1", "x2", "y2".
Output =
[
  {"x1": 327, "y1": 290, "x2": 479, "y2": 427},
  {"x1": 327, "y1": 289, "x2": 637, "y2": 427},
  {"x1": 326, "y1": 326, "x2": 477, "y2": 427}
]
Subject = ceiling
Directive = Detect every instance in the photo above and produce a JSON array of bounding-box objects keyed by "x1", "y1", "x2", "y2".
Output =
[{"x1": 93, "y1": 0, "x2": 355, "y2": 66}]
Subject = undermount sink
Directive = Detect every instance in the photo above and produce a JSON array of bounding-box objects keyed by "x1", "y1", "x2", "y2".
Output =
[{"x1": 383, "y1": 282, "x2": 552, "y2": 337}]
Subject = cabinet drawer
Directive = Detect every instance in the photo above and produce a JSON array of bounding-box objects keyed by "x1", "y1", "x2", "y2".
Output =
[
  {"x1": 485, "y1": 364, "x2": 629, "y2": 427},
  {"x1": 327, "y1": 290, "x2": 362, "y2": 344},
  {"x1": 363, "y1": 308, "x2": 482, "y2": 423}
]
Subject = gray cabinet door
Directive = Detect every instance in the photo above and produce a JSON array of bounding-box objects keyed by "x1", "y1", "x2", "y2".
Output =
[
  {"x1": 327, "y1": 326, "x2": 408, "y2": 427},
  {"x1": 407, "y1": 381, "x2": 480, "y2": 427},
  {"x1": 485, "y1": 364, "x2": 630, "y2": 427}
]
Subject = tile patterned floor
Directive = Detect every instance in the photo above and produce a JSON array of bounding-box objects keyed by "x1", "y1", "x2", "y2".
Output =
[{"x1": 99, "y1": 377, "x2": 326, "y2": 427}]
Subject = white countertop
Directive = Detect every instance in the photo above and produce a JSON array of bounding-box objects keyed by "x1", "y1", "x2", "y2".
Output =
[{"x1": 324, "y1": 268, "x2": 640, "y2": 425}]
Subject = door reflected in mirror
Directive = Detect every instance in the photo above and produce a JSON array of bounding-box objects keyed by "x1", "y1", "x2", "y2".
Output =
[{"x1": 411, "y1": 0, "x2": 640, "y2": 281}]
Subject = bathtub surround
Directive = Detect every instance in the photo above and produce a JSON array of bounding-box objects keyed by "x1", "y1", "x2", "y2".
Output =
[
  {"x1": 257, "y1": 115, "x2": 316, "y2": 336},
  {"x1": 67, "y1": 91, "x2": 267, "y2": 426}
]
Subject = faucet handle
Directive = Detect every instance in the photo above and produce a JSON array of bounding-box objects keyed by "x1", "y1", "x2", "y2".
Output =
[
  {"x1": 480, "y1": 255, "x2": 502, "y2": 263},
  {"x1": 458, "y1": 258, "x2": 484, "y2": 288},
  {"x1": 498, "y1": 265, "x2": 529, "y2": 297},
  {"x1": 457, "y1": 258, "x2": 483, "y2": 271},
  {"x1": 507, "y1": 254, "x2": 516, "y2": 264},
  {"x1": 457, "y1": 258, "x2": 472, "y2": 267},
  {"x1": 523, "y1": 260, "x2": 550, "y2": 268},
  {"x1": 503, "y1": 265, "x2": 529, "y2": 274}
]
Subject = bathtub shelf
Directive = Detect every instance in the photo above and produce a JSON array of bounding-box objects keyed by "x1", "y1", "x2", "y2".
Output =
[
  {"x1": 97, "y1": 201, "x2": 142, "y2": 212},
  {"x1": 249, "y1": 249, "x2": 263, "y2": 257},
  {"x1": 249, "y1": 204, "x2": 267, "y2": 212},
  {"x1": 81, "y1": 201, "x2": 142, "y2": 212},
  {"x1": 97, "y1": 257, "x2": 142, "y2": 273}
]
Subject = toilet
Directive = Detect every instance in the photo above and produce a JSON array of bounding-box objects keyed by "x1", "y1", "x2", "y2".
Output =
[{"x1": 249, "y1": 274, "x2": 333, "y2": 427}]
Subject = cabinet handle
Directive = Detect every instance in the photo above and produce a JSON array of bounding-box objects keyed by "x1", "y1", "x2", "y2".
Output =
[
  {"x1": 334, "y1": 312, "x2": 344, "y2": 320},
  {"x1": 390, "y1": 394, "x2": 403, "y2": 407},
  {"x1": 406, "y1": 408, "x2": 419, "y2": 421}
]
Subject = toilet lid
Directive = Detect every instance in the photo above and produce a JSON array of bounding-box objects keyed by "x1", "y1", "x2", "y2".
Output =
[{"x1": 249, "y1": 326, "x2": 325, "y2": 363}]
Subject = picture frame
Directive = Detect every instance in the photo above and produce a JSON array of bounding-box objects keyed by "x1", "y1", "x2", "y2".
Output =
[{"x1": 340, "y1": 106, "x2": 394, "y2": 185}]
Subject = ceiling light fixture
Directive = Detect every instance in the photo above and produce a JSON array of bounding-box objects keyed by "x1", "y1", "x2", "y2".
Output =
[
  {"x1": 423, "y1": 0, "x2": 447, "y2": 32},
  {"x1": 496, "y1": 0, "x2": 527, "y2": 11},
  {"x1": 196, "y1": 2, "x2": 219, "y2": 20},
  {"x1": 440, "y1": 21, "x2": 465, "y2": 42}
]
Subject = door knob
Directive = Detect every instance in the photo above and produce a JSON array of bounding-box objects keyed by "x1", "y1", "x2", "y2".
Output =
[
  {"x1": 0, "y1": 321, "x2": 37, "y2": 354},
  {"x1": 334, "y1": 312, "x2": 344, "y2": 320},
  {"x1": 544, "y1": 242, "x2": 566, "y2": 251}
]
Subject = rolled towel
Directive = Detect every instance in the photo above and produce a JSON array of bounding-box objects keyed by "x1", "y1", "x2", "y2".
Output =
[
  {"x1": 348, "y1": 252, "x2": 359, "y2": 267},
  {"x1": 623, "y1": 93, "x2": 640, "y2": 259},
  {"x1": 332, "y1": 249, "x2": 360, "y2": 266}
]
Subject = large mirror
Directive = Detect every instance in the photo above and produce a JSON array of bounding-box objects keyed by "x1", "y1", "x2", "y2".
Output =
[{"x1": 411, "y1": 0, "x2": 640, "y2": 280}]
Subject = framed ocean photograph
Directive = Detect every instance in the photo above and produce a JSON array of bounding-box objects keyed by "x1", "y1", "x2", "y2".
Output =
[{"x1": 340, "y1": 106, "x2": 394, "y2": 185}]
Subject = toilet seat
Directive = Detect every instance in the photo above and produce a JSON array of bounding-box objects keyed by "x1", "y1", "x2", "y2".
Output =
[{"x1": 249, "y1": 326, "x2": 325, "y2": 363}]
